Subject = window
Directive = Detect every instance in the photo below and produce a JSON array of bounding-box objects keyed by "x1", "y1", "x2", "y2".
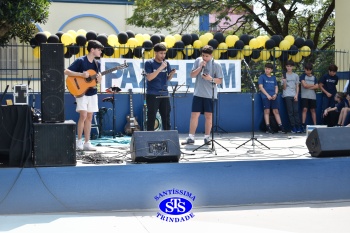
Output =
[{"x1": 0, "y1": 39, "x2": 17, "y2": 75}]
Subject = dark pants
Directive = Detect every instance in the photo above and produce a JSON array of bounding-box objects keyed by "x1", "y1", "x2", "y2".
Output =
[
  {"x1": 324, "y1": 111, "x2": 340, "y2": 127},
  {"x1": 146, "y1": 94, "x2": 171, "y2": 131},
  {"x1": 284, "y1": 97, "x2": 300, "y2": 127},
  {"x1": 321, "y1": 95, "x2": 336, "y2": 124}
]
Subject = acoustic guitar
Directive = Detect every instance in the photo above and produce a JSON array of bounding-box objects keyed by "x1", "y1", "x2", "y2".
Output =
[
  {"x1": 66, "y1": 61, "x2": 128, "y2": 97},
  {"x1": 124, "y1": 89, "x2": 141, "y2": 135}
]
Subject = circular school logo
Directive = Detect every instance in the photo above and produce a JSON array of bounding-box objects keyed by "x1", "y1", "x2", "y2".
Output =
[{"x1": 154, "y1": 188, "x2": 196, "y2": 222}]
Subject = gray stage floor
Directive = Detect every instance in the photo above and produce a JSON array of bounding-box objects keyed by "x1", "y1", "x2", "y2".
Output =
[{"x1": 77, "y1": 131, "x2": 311, "y2": 165}]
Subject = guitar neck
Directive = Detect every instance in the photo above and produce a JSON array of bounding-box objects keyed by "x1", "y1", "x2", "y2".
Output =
[
  {"x1": 91, "y1": 62, "x2": 128, "y2": 79},
  {"x1": 129, "y1": 92, "x2": 134, "y2": 118}
]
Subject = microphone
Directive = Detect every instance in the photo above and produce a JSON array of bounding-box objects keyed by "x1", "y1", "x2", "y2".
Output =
[{"x1": 141, "y1": 48, "x2": 145, "y2": 54}]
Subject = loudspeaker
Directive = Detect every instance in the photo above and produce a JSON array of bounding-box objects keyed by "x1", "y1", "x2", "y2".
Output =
[
  {"x1": 40, "y1": 43, "x2": 65, "y2": 123},
  {"x1": 33, "y1": 121, "x2": 76, "y2": 166},
  {"x1": 131, "y1": 130, "x2": 181, "y2": 163},
  {"x1": 306, "y1": 127, "x2": 350, "y2": 157}
]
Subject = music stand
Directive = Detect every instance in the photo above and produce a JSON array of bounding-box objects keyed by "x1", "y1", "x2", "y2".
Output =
[
  {"x1": 193, "y1": 79, "x2": 229, "y2": 155},
  {"x1": 213, "y1": 85, "x2": 227, "y2": 133},
  {"x1": 104, "y1": 86, "x2": 121, "y2": 138},
  {"x1": 236, "y1": 60, "x2": 269, "y2": 153}
]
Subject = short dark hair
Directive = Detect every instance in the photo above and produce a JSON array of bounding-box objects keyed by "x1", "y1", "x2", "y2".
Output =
[
  {"x1": 87, "y1": 40, "x2": 104, "y2": 52},
  {"x1": 153, "y1": 43, "x2": 167, "y2": 52},
  {"x1": 286, "y1": 60, "x2": 295, "y2": 66},
  {"x1": 201, "y1": 45, "x2": 213, "y2": 55},
  {"x1": 265, "y1": 63, "x2": 274, "y2": 69},
  {"x1": 304, "y1": 63, "x2": 313, "y2": 70},
  {"x1": 328, "y1": 64, "x2": 338, "y2": 72}
]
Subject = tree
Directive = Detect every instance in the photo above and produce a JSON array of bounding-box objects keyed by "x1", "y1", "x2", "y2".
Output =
[
  {"x1": 0, "y1": 0, "x2": 50, "y2": 46},
  {"x1": 126, "y1": 0, "x2": 335, "y2": 50}
]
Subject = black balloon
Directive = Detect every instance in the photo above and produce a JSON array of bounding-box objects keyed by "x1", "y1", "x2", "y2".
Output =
[
  {"x1": 174, "y1": 41, "x2": 185, "y2": 50},
  {"x1": 55, "y1": 31, "x2": 64, "y2": 42},
  {"x1": 118, "y1": 32, "x2": 128, "y2": 44},
  {"x1": 220, "y1": 51, "x2": 228, "y2": 59},
  {"x1": 288, "y1": 45, "x2": 298, "y2": 55},
  {"x1": 96, "y1": 34, "x2": 108, "y2": 46},
  {"x1": 208, "y1": 39, "x2": 219, "y2": 49},
  {"x1": 159, "y1": 34, "x2": 165, "y2": 42},
  {"x1": 67, "y1": 44, "x2": 80, "y2": 55},
  {"x1": 265, "y1": 39, "x2": 276, "y2": 50},
  {"x1": 29, "y1": 38, "x2": 39, "y2": 48},
  {"x1": 214, "y1": 32, "x2": 225, "y2": 43},
  {"x1": 181, "y1": 34, "x2": 192, "y2": 46},
  {"x1": 35, "y1": 32, "x2": 47, "y2": 44},
  {"x1": 76, "y1": 35, "x2": 87, "y2": 46},
  {"x1": 234, "y1": 40, "x2": 244, "y2": 50},
  {"x1": 228, "y1": 47, "x2": 238, "y2": 57},
  {"x1": 142, "y1": 40, "x2": 153, "y2": 51},
  {"x1": 294, "y1": 38, "x2": 305, "y2": 48},
  {"x1": 103, "y1": 46, "x2": 114, "y2": 56},
  {"x1": 64, "y1": 51, "x2": 73, "y2": 58},
  {"x1": 191, "y1": 33, "x2": 199, "y2": 44},
  {"x1": 251, "y1": 49, "x2": 261, "y2": 59},
  {"x1": 86, "y1": 31, "x2": 97, "y2": 41},
  {"x1": 240, "y1": 34, "x2": 250, "y2": 45},
  {"x1": 122, "y1": 49, "x2": 133, "y2": 58},
  {"x1": 167, "y1": 48, "x2": 177, "y2": 58},
  {"x1": 126, "y1": 30, "x2": 135, "y2": 38},
  {"x1": 270, "y1": 35, "x2": 282, "y2": 46},
  {"x1": 47, "y1": 35, "x2": 60, "y2": 43},
  {"x1": 134, "y1": 46, "x2": 143, "y2": 58},
  {"x1": 150, "y1": 34, "x2": 161, "y2": 45},
  {"x1": 304, "y1": 39, "x2": 315, "y2": 49}
]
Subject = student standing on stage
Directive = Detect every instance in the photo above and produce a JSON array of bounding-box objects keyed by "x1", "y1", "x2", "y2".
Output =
[
  {"x1": 281, "y1": 60, "x2": 301, "y2": 133},
  {"x1": 258, "y1": 63, "x2": 286, "y2": 134},
  {"x1": 64, "y1": 40, "x2": 103, "y2": 151},
  {"x1": 183, "y1": 45, "x2": 223, "y2": 145},
  {"x1": 144, "y1": 43, "x2": 176, "y2": 131},
  {"x1": 299, "y1": 63, "x2": 319, "y2": 131},
  {"x1": 319, "y1": 64, "x2": 339, "y2": 123}
]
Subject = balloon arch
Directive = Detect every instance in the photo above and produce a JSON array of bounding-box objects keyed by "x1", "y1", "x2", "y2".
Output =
[{"x1": 30, "y1": 30, "x2": 313, "y2": 62}]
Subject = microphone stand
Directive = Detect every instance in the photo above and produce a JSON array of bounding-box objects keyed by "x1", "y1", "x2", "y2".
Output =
[
  {"x1": 236, "y1": 60, "x2": 269, "y2": 152},
  {"x1": 193, "y1": 76, "x2": 229, "y2": 155},
  {"x1": 141, "y1": 49, "x2": 147, "y2": 131}
]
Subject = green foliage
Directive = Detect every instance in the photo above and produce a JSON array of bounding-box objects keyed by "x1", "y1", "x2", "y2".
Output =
[
  {"x1": 0, "y1": 0, "x2": 50, "y2": 46},
  {"x1": 127, "y1": 0, "x2": 335, "y2": 50}
]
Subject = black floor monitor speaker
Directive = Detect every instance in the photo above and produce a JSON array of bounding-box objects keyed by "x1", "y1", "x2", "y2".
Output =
[
  {"x1": 40, "y1": 43, "x2": 65, "y2": 123},
  {"x1": 131, "y1": 130, "x2": 181, "y2": 163},
  {"x1": 33, "y1": 121, "x2": 76, "y2": 166},
  {"x1": 306, "y1": 127, "x2": 350, "y2": 157}
]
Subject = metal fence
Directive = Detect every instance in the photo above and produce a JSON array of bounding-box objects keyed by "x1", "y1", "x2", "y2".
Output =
[{"x1": 1, "y1": 42, "x2": 349, "y2": 94}]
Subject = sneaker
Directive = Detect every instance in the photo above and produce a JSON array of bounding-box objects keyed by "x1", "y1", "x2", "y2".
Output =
[
  {"x1": 83, "y1": 141, "x2": 97, "y2": 151},
  {"x1": 182, "y1": 137, "x2": 195, "y2": 145},
  {"x1": 266, "y1": 126, "x2": 274, "y2": 134},
  {"x1": 204, "y1": 137, "x2": 211, "y2": 145},
  {"x1": 301, "y1": 124, "x2": 306, "y2": 133},
  {"x1": 296, "y1": 126, "x2": 302, "y2": 133},
  {"x1": 279, "y1": 125, "x2": 287, "y2": 134},
  {"x1": 291, "y1": 126, "x2": 297, "y2": 133},
  {"x1": 76, "y1": 139, "x2": 83, "y2": 151}
]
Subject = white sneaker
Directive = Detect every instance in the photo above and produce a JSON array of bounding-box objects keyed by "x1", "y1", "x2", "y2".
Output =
[
  {"x1": 76, "y1": 139, "x2": 84, "y2": 151},
  {"x1": 83, "y1": 141, "x2": 97, "y2": 151}
]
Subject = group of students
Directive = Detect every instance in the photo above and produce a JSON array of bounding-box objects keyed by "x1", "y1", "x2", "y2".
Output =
[{"x1": 259, "y1": 61, "x2": 350, "y2": 134}]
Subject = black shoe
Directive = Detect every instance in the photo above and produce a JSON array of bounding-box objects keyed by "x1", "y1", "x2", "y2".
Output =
[
  {"x1": 181, "y1": 137, "x2": 195, "y2": 145},
  {"x1": 266, "y1": 126, "x2": 274, "y2": 134},
  {"x1": 278, "y1": 125, "x2": 287, "y2": 134},
  {"x1": 204, "y1": 137, "x2": 211, "y2": 145}
]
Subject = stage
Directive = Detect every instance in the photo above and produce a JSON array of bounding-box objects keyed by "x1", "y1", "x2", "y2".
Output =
[{"x1": 1, "y1": 131, "x2": 350, "y2": 216}]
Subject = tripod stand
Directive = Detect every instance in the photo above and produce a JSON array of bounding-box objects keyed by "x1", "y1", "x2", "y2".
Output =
[
  {"x1": 193, "y1": 79, "x2": 229, "y2": 154},
  {"x1": 236, "y1": 60, "x2": 269, "y2": 153}
]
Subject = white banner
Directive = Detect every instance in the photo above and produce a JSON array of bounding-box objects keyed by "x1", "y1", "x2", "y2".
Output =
[{"x1": 100, "y1": 58, "x2": 241, "y2": 93}]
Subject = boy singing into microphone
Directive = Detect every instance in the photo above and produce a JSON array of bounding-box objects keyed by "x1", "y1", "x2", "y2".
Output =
[
  {"x1": 183, "y1": 45, "x2": 223, "y2": 145},
  {"x1": 145, "y1": 43, "x2": 176, "y2": 131}
]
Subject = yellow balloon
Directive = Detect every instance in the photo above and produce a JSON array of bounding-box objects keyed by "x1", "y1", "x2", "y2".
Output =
[
  {"x1": 135, "y1": 34, "x2": 145, "y2": 46},
  {"x1": 256, "y1": 36, "x2": 266, "y2": 48},
  {"x1": 143, "y1": 34, "x2": 151, "y2": 41},
  {"x1": 300, "y1": 46, "x2": 311, "y2": 57},
  {"x1": 291, "y1": 52, "x2": 303, "y2": 62},
  {"x1": 225, "y1": 35, "x2": 239, "y2": 47},
  {"x1": 76, "y1": 47, "x2": 85, "y2": 57},
  {"x1": 43, "y1": 31, "x2": 51, "y2": 38},
  {"x1": 127, "y1": 38, "x2": 139, "y2": 49},
  {"x1": 236, "y1": 50, "x2": 244, "y2": 60},
  {"x1": 61, "y1": 33, "x2": 74, "y2": 46},
  {"x1": 144, "y1": 50, "x2": 154, "y2": 59},
  {"x1": 193, "y1": 40, "x2": 202, "y2": 49},
  {"x1": 260, "y1": 49, "x2": 271, "y2": 61},
  {"x1": 271, "y1": 47, "x2": 282, "y2": 58},
  {"x1": 218, "y1": 42, "x2": 228, "y2": 53},
  {"x1": 108, "y1": 34, "x2": 119, "y2": 47},
  {"x1": 77, "y1": 29, "x2": 87, "y2": 36},
  {"x1": 119, "y1": 45, "x2": 129, "y2": 55},
  {"x1": 33, "y1": 46, "x2": 40, "y2": 59},
  {"x1": 199, "y1": 35, "x2": 209, "y2": 46},
  {"x1": 279, "y1": 39, "x2": 291, "y2": 50},
  {"x1": 285, "y1": 35, "x2": 295, "y2": 46},
  {"x1": 183, "y1": 44, "x2": 194, "y2": 56},
  {"x1": 213, "y1": 50, "x2": 221, "y2": 60},
  {"x1": 173, "y1": 34, "x2": 182, "y2": 42},
  {"x1": 249, "y1": 38, "x2": 259, "y2": 49},
  {"x1": 165, "y1": 35, "x2": 176, "y2": 48},
  {"x1": 204, "y1": 32, "x2": 213, "y2": 40},
  {"x1": 113, "y1": 48, "x2": 121, "y2": 58},
  {"x1": 67, "y1": 30, "x2": 77, "y2": 40},
  {"x1": 175, "y1": 51, "x2": 184, "y2": 59},
  {"x1": 252, "y1": 57, "x2": 260, "y2": 63},
  {"x1": 242, "y1": 45, "x2": 252, "y2": 56}
]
